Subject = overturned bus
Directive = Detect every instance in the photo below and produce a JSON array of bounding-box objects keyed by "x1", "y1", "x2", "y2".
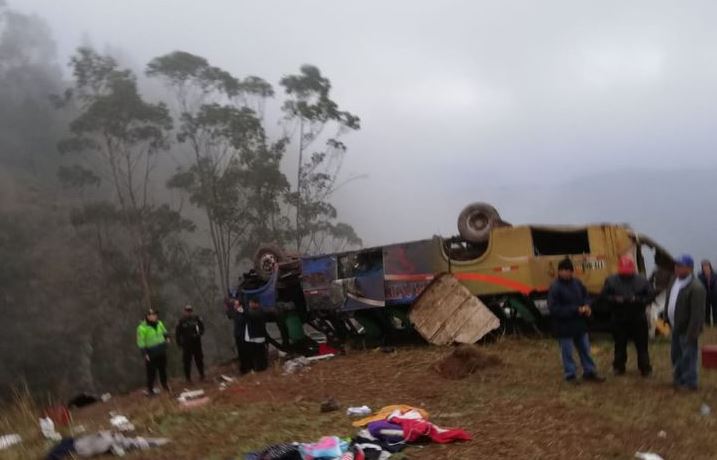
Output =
[{"x1": 238, "y1": 203, "x2": 675, "y2": 351}]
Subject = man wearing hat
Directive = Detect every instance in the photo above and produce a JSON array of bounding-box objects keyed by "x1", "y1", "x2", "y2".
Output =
[
  {"x1": 665, "y1": 254, "x2": 706, "y2": 390},
  {"x1": 601, "y1": 256, "x2": 655, "y2": 376},
  {"x1": 175, "y1": 305, "x2": 205, "y2": 382},
  {"x1": 136, "y1": 309, "x2": 171, "y2": 395},
  {"x1": 548, "y1": 258, "x2": 605, "y2": 383}
]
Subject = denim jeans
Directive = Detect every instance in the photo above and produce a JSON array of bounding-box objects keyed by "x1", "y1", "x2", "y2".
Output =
[
  {"x1": 558, "y1": 333, "x2": 597, "y2": 379},
  {"x1": 671, "y1": 334, "x2": 698, "y2": 389}
]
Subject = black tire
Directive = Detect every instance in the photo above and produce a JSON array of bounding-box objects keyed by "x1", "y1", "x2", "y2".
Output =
[
  {"x1": 253, "y1": 244, "x2": 286, "y2": 280},
  {"x1": 457, "y1": 202, "x2": 501, "y2": 243}
]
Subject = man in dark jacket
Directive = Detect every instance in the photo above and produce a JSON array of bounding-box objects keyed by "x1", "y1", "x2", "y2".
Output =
[
  {"x1": 601, "y1": 256, "x2": 655, "y2": 376},
  {"x1": 226, "y1": 297, "x2": 249, "y2": 374},
  {"x1": 175, "y1": 305, "x2": 205, "y2": 382},
  {"x1": 548, "y1": 258, "x2": 605, "y2": 383},
  {"x1": 226, "y1": 297, "x2": 276, "y2": 374},
  {"x1": 665, "y1": 254, "x2": 706, "y2": 390},
  {"x1": 698, "y1": 260, "x2": 717, "y2": 326}
]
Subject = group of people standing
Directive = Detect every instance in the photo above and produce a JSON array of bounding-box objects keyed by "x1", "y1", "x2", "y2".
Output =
[
  {"x1": 134, "y1": 294, "x2": 277, "y2": 396},
  {"x1": 548, "y1": 253, "x2": 710, "y2": 390},
  {"x1": 135, "y1": 305, "x2": 205, "y2": 396}
]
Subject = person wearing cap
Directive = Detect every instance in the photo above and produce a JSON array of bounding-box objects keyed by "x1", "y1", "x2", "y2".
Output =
[
  {"x1": 175, "y1": 305, "x2": 205, "y2": 382},
  {"x1": 548, "y1": 258, "x2": 605, "y2": 383},
  {"x1": 698, "y1": 260, "x2": 717, "y2": 326},
  {"x1": 601, "y1": 256, "x2": 655, "y2": 376},
  {"x1": 136, "y1": 309, "x2": 171, "y2": 395},
  {"x1": 665, "y1": 254, "x2": 706, "y2": 390}
]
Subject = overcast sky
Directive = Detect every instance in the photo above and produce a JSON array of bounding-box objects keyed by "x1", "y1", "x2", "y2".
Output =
[{"x1": 13, "y1": 0, "x2": 717, "y2": 253}]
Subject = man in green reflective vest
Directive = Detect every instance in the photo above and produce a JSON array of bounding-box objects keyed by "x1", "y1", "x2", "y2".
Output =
[{"x1": 137, "y1": 309, "x2": 171, "y2": 395}]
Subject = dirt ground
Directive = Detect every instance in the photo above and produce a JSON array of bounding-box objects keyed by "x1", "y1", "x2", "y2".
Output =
[{"x1": 5, "y1": 330, "x2": 717, "y2": 460}]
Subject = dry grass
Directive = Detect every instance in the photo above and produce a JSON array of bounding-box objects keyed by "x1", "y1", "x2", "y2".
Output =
[{"x1": 4, "y1": 330, "x2": 717, "y2": 459}]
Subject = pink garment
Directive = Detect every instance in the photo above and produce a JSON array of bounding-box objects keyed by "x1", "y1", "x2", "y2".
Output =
[{"x1": 388, "y1": 410, "x2": 471, "y2": 444}]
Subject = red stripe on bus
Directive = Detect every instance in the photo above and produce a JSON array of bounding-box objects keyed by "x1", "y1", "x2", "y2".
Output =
[{"x1": 453, "y1": 272, "x2": 533, "y2": 295}]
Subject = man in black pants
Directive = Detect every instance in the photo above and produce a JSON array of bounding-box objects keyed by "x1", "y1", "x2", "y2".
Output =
[
  {"x1": 226, "y1": 297, "x2": 276, "y2": 374},
  {"x1": 175, "y1": 305, "x2": 205, "y2": 382},
  {"x1": 601, "y1": 256, "x2": 655, "y2": 376}
]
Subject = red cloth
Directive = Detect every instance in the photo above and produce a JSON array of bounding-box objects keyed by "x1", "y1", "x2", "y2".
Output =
[
  {"x1": 618, "y1": 256, "x2": 636, "y2": 275},
  {"x1": 389, "y1": 416, "x2": 471, "y2": 444}
]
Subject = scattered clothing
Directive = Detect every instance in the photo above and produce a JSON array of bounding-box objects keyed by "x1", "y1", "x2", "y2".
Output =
[
  {"x1": 367, "y1": 421, "x2": 404, "y2": 445},
  {"x1": 352, "y1": 405, "x2": 429, "y2": 427},
  {"x1": 387, "y1": 409, "x2": 471, "y2": 444},
  {"x1": 45, "y1": 438, "x2": 74, "y2": 459},
  {"x1": 74, "y1": 431, "x2": 170, "y2": 457},
  {"x1": 300, "y1": 436, "x2": 349, "y2": 460},
  {"x1": 46, "y1": 432, "x2": 169, "y2": 459}
]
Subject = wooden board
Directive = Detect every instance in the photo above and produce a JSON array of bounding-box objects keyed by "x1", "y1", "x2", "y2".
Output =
[{"x1": 409, "y1": 273, "x2": 500, "y2": 345}]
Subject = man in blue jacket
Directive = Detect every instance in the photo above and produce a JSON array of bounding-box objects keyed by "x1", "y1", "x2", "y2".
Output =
[{"x1": 548, "y1": 258, "x2": 605, "y2": 383}]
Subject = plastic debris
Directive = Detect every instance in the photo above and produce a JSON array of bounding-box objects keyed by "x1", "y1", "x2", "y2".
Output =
[
  {"x1": 700, "y1": 403, "x2": 711, "y2": 416},
  {"x1": 101, "y1": 393, "x2": 112, "y2": 402},
  {"x1": 306, "y1": 353, "x2": 335, "y2": 362},
  {"x1": 0, "y1": 434, "x2": 22, "y2": 450},
  {"x1": 635, "y1": 453, "x2": 664, "y2": 460},
  {"x1": 74, "y1": 431, "x2": 170, "y2": 457},
  {"x1": 72, "y1": 424, "x2": 87, "y2": 435},
  {"x1": 283, "y1": 357, "x2": 310, "y2": 374},
  {"x1": 177, "y1": 389, "x2": 210, "y2": 409},
  {"x1": 657, "y1": 430, "x2": 667, "y2": 439},
  {"x1": 219, "y1": 374, "x2": 235, "y2": 383},
  {"x1": 347, "y1": 406, "x2": 372, "y2": 417},
  {"x1": 177, "y1": 389, "x2": 205, "y2": 403},
  {"x1": 109, "y1": 414, "x2": 135, "y2": 432},
  {"x1": 40, "y1": 417, "x2": 62, "y2": 441}
]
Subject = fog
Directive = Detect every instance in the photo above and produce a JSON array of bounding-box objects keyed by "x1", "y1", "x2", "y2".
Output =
[{"x1": 16, "y1": 0, "x2": 716, "y2": 257}]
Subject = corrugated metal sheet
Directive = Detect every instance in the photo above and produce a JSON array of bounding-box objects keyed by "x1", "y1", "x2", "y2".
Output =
[{"x1": 409, "y1": 273, "x2": 500, "y2": 345}]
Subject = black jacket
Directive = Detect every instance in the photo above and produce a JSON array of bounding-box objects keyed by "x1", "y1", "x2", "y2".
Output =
[
  {"x1": 175, "y1": 315, "x2": 204, "y2": 347},
  {"x1": 548, "y1": 278, "x2": 590, "y2": 338},
  {"x1": 665, "y1": 276, "x2": 706, "y2": 342},
  {"x1": 698, "y1": 272, "x2": 717, "y2": 308},
  {"x1": 601, "y1": 274, "x2": 655, "y2": 321},
  {"x1": 227, "y1": 305, "x2": 268, "y2": 341}
]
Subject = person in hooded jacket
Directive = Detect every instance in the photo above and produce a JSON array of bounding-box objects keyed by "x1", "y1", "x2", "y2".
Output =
[
  {"x1": 136, "y1": 309, "x2": 170, "y2": 396},
  {"x1": 601, "y1": 256, "x2": 655, "y2": 376},
  {"x1": 175, "y1": 304, "x2": 205, "y2": 382},
  {"x1": 698, "y1": 260, "x2": 717, "y2": 326},
  {"x1": 548, "y1": 258, "x2": 605, "y2": 383}
]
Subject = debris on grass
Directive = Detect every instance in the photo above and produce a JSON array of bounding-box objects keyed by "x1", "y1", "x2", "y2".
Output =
[
  {"x1": 40, "y1": 416, "x2": 62, "y2": 441},
  {"x1": 346, "y1": 405, "x2": 372, "y2": 417},
  {"x1": 0, "y1": 434, "x2": 22, "y2": 450},
  {"x1": 432, "y1": 344, "x2": 501, "y2": 380},
  {"x1": 283, "y1": 357, "x2": 310, "y2": 374},
  {"x1": 177, "y1": 389, "x2": 210, "y2": 410},
  {"x1": 109, "y1": 414, "x2": 135, "y2": 432},
  {"x1": 320, "y1": 397, "x2": 340, "y2": 413},
  {"x1": 635, "y1": 452, "x2": 664, "y2": 460}
]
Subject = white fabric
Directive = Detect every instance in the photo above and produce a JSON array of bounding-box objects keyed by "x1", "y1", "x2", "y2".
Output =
[
  {"x1": 667, "y1": 275, "x2": 692, "y2": 325},
  {"x1": 245, "y1": 325, "x2": 265, "y2": 344}
]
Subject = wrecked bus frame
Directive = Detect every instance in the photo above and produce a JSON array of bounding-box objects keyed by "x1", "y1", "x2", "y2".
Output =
[{"x1": 240, "y1": 210, "x2": 675, "y2": 351}]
